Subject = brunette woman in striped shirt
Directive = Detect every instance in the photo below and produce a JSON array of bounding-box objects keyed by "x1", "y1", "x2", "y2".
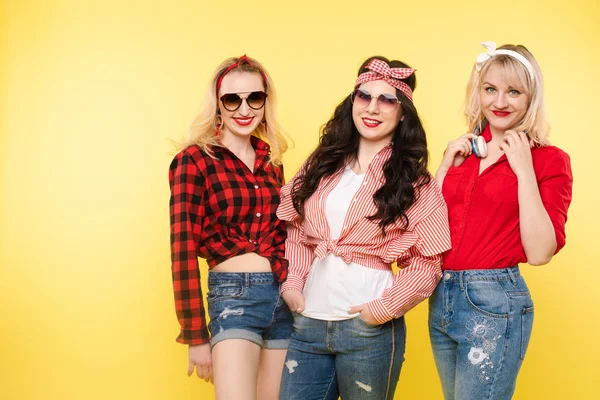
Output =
[
  {"x1": 169, "y1": 56, "x2": 292, "y2": 400},
  {"x1": 277, "y1": 56, "x2": 452, "y2": 399},
  {"x1": 430, "y1": 43, "x2": 573, "y2": 399}
]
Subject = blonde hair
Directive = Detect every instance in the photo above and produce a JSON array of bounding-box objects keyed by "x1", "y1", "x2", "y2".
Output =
[
  {"x1": 464, "y1": 44, "x2": 550, "y2": 146},
  {"x1": 176, "y1": 56, "x2": 289, "y2": 164}
]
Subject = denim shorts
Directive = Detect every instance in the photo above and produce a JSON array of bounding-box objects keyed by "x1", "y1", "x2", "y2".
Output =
[{"x1": 207, "y1": 271, "x2": 293, "y2": 349}]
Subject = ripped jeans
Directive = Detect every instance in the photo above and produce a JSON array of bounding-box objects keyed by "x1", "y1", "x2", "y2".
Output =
[
  {"x1": 279, "y1": 314, "x2": 406, "y2": 400},
  {"x1": 428, "y1": 266, "x2": 534, "y2": 400}
]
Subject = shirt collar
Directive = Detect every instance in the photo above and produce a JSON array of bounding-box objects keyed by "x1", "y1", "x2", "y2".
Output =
[
  {"x1": 481, "y1": 123, "x2": 493, "y2": 142},
  {"x1": 214, "y1": 135, "x2": 270, "y2": 158},
  {"x1": 250, "y1": 135, "x2": 270, "y2": 158}
]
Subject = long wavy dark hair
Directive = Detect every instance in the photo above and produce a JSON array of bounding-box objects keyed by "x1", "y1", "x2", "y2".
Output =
[{"x1": 291, "y1": 56, "x2": 431, "y2": 234}]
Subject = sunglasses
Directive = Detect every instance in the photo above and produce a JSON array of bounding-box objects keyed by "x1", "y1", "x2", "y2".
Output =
[
  {"x1": 351, "y1": 88, "x2": 401, "y2": 113},
  {"x1": 219, "y1": 91, "x2": 268, "y2": 112}
]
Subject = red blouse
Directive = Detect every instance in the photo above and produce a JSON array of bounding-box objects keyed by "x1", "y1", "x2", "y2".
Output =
[
  {"x1": 169, "y1": 136, "x2": 287, "y2": 344},
  {"x1": 442, "y1": 125, "x2": 573, "y2": 270}
]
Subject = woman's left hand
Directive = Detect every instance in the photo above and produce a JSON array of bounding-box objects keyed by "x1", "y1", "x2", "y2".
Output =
[
  {"x1": 500, "y1": 130, "x2": 534, "y2": 177},
  {"x1": 348, "y1": 303, "x2": 379, "y2": 325}
]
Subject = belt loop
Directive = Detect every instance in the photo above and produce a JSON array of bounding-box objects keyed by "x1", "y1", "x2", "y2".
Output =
[
  {"x1": 459, "y1": 272, "x2": 465, "y2": 291},
  {"x1": 507, "y1": 267, "x2": 517, "y2": 286},
  {"x1": 245, "y1": 273, "x2": 250, "y2": 288}
]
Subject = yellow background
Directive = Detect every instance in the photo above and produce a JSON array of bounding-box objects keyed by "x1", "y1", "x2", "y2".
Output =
[{"x1": 1, "y1": 0, "x2": 598, "y2": 399}]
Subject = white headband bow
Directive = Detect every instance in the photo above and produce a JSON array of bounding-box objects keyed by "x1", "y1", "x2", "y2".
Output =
[{"x1": 475, "y1": 42, "x2": 535, "y2": 80}]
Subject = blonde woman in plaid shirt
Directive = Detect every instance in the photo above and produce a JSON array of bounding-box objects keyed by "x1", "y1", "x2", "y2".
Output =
[{"x1": 169, "y1": 55, "x2": 292, "y2": 400}]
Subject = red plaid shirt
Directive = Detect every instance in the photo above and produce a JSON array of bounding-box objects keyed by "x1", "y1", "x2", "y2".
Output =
[{"x1": 169, "y1": 136, "x2": 288, "y2": 345}]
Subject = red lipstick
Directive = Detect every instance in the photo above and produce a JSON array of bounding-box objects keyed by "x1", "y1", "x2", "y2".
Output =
[
  {"x1": 492, "y1": 111, "x2": 511, "y2": 117},
  {"x1": 233, "y1": 117, "x2": 254, "y2": 126},
  {"x1": 362, "y1": 118, "x2": 381, "y2": 128}
]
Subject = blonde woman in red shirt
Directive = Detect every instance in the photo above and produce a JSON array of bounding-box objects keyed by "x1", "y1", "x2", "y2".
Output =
[
  {"x1": 277, "y1": 56, "x2": 451, "y2": 399},
  {"x1": 169, "y1": 55, "x2": 292, "y2": 400},
  {"x1": 430, "y1": 43, "x2": 573, "y2": 399}
]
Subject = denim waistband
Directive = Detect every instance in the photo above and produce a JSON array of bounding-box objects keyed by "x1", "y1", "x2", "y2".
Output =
[
  {"x1": 441, "y1": 266, "x2": 520, "y2": 284},
  {"x1": 208, "y1": 271, "x2": 276, "y2": 285}
]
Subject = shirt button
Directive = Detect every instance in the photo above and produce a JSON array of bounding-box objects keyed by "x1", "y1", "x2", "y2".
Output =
[
  {"x1": 256, "y1": 213, "x2": 261, "y2": 217},
  {"x1": 444, "y1": 273, "x2": 452, "y2": 281},
  {"x1": 254, "y1": 185, "x2": 259, "y2": 189}
]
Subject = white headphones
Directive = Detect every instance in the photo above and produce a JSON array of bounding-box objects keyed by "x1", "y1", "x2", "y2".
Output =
[{"x1": 472, "y1": 120, "x2": 488, "y2": 158}]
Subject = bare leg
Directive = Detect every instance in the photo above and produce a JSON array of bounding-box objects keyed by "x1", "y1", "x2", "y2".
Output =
[
  {"x1": 257, "y1": 348, "x2": 287, "y2": 400},
  {"x1": 212, "y1": 339, "x2": 261, "y2": 400}
]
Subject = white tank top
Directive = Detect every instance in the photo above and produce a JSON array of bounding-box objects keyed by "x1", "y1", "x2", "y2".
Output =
[{"x1": 302, "y1": 166, "x2": 394, "y2": 321}]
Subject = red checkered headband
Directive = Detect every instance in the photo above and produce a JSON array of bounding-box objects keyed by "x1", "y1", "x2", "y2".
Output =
[
  {"x1": 216, "y1": 54, "x2": 267, "y2": 92},
  {"x1": 355, "y1": 59, "x2": 415, "y2": 102}
]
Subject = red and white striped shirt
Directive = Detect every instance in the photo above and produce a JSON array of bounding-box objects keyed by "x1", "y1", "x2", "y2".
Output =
[{"x1": 277, "y1": 144, "x2": 452, "y2": 324}]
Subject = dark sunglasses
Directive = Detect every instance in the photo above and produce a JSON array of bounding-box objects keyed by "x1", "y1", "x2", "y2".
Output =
[
  {"x1": 351, "y1": 88, "x2": 401, "y2": 113},
  {"x1": 219, "y1": 91, "x2": 268, "y2": 112}
]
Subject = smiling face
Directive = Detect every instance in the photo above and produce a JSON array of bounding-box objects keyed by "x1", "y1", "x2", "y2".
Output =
[
  {"x1": 217, "y1": 71, "x2": 266, "y2": 139},
  {"x1": 352, "y1": 80, "x2": 402, "y2": 146},
  {"x1": 480, "y1": 63, "x2": 530, "y2": 136}
]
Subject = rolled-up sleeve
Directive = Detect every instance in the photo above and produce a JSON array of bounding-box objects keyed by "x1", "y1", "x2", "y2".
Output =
[
  {"x1": 537, "y1": 149, "x2": 573, "y2": 253},
  {"x1": 368, "y1": 202, "x2": 451, "y2": 323}
]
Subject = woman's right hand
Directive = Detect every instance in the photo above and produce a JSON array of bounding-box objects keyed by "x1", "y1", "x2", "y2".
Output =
[
  {"x1": 436, "y1": 133, "x2": 476, "y2": 187},
  {"x1": 188, "y1": 343, "x2": 213, "y2": 383},
  {"x1": 282, "y1": 290, "x2": 305, "y2": 314}
]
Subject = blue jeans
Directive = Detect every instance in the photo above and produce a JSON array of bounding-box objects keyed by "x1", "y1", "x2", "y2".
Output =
[
  {"x1": 279, "y1": 314, "x2": 406, "y2": 400},
  {"x1": 428, "y1": 267, "x2": 534, "y2": 400},
  {"x1": 207, "y1": 272, "x2": 293, "y2": 349}
]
